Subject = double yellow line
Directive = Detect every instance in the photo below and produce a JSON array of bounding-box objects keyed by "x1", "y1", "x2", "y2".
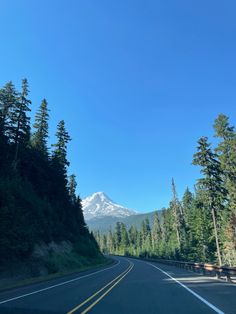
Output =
[{"x1": 67, "y1": 261, "x2": 134, "y2": 314}]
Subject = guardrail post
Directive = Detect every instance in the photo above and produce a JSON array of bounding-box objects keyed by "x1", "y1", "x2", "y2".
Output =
[
  {"x1": 216, "y1": 272, "x2": 221, "y2": 279},
  {"x1": 226, "y1": 273, "x2": 231, "y2": 282}
]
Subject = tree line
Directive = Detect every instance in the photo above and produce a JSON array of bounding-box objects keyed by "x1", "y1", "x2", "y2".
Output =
[
  {"x1": 95, "y1": 114, "x2": 236, "y2": 266},
  {"x1": 0, "y1": 79, "x2": 101, "y2": 266}
]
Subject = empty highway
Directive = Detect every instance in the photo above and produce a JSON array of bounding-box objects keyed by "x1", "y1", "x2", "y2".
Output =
[{"x1": 0, "y1": 256, "x2": 235, "y2": 313}]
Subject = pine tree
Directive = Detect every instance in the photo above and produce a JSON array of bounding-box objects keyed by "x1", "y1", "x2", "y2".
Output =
[
  {"x1": 140, "y1": 218, "x2": 152, "y2": 256},
  {"x1": 181, "y1": 188, "x2": 195, "y2": 258},
  {"x1": 106, "y1": 229, "x2": 114, "y2": 253},
  {"x1": 120, "y1": 223, "x2": 129, "y2": 253},
  {"x1": 171, "y1": 179, "x2": 182, "y2": 248},
  {"x1": 0, "y1": 81, "x2": 19, "y2": 141},
  {"x1": 151, "y1": 211, "x2": 162, "y2": 256},
  {"x1": 214, "y1": 114, "x2": 236, "y2": 265},
  {"x1": 162, "y1": 207, "x2": 179, "y2": 258},
  {"x1": 68, "y1": 174, "x2": 77, "y2": 204},
  {"x1": 52, "y1": 120, "x2": 71, "y2": 169},
  {"x1": 128, "y1": 226, "x2": 138, "y2": 248},
  {"x1": 32, "y1": 99, "x2": 49, "y2": 155},
  {"x1": 9, "y1": 79, "x2": 31, "y2": 163},
  {"x1": 193, "y1": 137, "x2": 226, "y2": 265},
  {"x1": 114, "y1": 222, "x2": 122, "y2": 253},
  {"x1": 0, "y1": 83, "x2": 16, "y2": 165},
  {"x1": 191, "y1": 189, "x2": 211, "y2": 260},
  {"x1": 182, "y1": 187, "x2": 193, "y2": 227}
]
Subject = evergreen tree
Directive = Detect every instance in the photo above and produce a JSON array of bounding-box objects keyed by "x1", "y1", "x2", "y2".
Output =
[
  {"x1": 140, "y1": 218, "x2": 152, "y2": 256},
  {"x1": 9, "y1": 79, "x2": 31, "y2": 162},
  {"x1": 181, "y1": 188, "x2": 195, "y2": 258},
  {"x1": 193, "y1": 137, "x2": 226, "y2": 265},
  {"x1": 0, "y1": 82, "x2": 19, "y2": 143},
  {"x1": 188, "y1": 188, "x2": 215, "y2": 262},
  {"x1": 162, "y1": 207, "x2": 179, "y2": 258},
  {"x1": 214, "y1": 114, "x2": 236, "y2": 265},
  {"x1": 128, "y1": 226, "x2": 138, "y2": 248},
  {"x1": 106, "y1": 229, "x2": 114, "y2": 253},
  {"x1": 52, "y1": 120, "x2": 71, "y2": 169},
  {"x1": 32, "y1": 99, "x2": 49, "y2": 155},
  {"x1": 151, "y1": 211, "x2": 162, "y2": 256},
  {"x1": 120, "y1": 223, "x2": 129, "y2": 253},
  {"x1": 114, "y1": 222, "x2": 122, "y2": 253},
  {"x1": 182, "y1": 187, "x2": 193, "y2": 227},
  {"x1": 68, "y1": 174, "x2": 77, "y2": 204},
  {"x1": 171, "y1": 179, "x2": 180, "y2": 247}
]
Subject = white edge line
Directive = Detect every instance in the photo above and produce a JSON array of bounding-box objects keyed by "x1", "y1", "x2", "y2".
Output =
[
  {"x1": 147, "y1": 262, "x2": 225, "y2": 314},
  {"x1": 0, "y1": 260, "x2": 121, "y2": 305}
]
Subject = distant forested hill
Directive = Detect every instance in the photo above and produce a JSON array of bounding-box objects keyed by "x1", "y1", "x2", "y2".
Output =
[{"x1": 87, "y1": 211, "x2": 161, "y2": 233}]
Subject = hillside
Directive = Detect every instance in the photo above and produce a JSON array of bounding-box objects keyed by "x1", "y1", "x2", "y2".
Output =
[{"x1": 0, "y1": 79, "x2": 104, "y2": 281}]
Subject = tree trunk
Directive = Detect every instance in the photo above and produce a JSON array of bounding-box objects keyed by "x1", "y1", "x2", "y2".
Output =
[{"x1": 211, "y1": 206, "x2": 222, "y2": 266}]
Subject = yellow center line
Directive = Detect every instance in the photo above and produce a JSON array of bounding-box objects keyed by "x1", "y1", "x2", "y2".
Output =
[
  {"x1": 67, "y1": 261, "x2": 133, "y2": 314},
  {"x1": 81, "y1": 262, "x2": 134, "y2": 314}
]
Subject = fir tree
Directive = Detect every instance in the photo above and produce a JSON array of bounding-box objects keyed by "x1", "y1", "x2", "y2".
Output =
[
  {"x1": 193, "y1": 137, "x2": 226, "y2": 265},
  {"x1": 32, "y1": 99, "x2": 49, "y2": 155},
  {"x1": 171, "y1": 179, "x2": 182, "y2": 248},
  {"x1": 0, "y1": 81, "x2": 19, "y2": 142},
  {"x1": 107, "y1": 229, "x2": 114, "y2": 253},
  {"x1": 189, "y1": 188, "x2": 215, "y2": 262},
  {"x1": 140, "y1": 218, "x2": 152, "y2": 256},
  {"x1": 162, "y1": 207, "x2": 179, "y2": 258},
  {"x1": 182, "y1": 187, "x2": 193, "y2": 227},
  {"x1": 151, "y1": 211, "x2": 162, "y2": 256},
  {"x1": 182, "y1": 188, "x2": 194, "y2": 258},
  {"x1": 68, "y1": 174, "x2": 77, "y2": 204},
  {"x1": 214, "y1": 114, "x2": 236, "y2": 265},
  {"x1": 114, "y1": 222, "x2": 122, "y2": 253},
  {"x1": 52, "y1": 120, "x2": 71, "y2": 169},
  {"x1": 10, "y1": 79, "x2": 31, "y2": 162},
  {"x1": 120, "y1": 223, "x2": 129, "y2": 253}
]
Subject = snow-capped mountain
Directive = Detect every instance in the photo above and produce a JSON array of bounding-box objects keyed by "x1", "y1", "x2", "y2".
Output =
[{"x1": 82, "y1": 192, "x2": 137, "y2": 221}]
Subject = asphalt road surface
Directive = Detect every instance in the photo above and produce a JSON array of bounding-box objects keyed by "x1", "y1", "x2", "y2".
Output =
[{"x1": 0, "y1": 256, "x2": 235, "y2": 313}]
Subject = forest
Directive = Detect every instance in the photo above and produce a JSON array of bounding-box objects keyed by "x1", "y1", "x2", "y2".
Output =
[
  {"x1": 95, "y1": 114, "x2": 236, "y2": 266},
  {"x1": 0, "y1": 79, "x2": 103, "y2": 276}
]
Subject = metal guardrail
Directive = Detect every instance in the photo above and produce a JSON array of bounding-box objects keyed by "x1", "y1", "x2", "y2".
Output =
[{"x1": 139, "y1": 257, "x2": 236, "y2": 282}]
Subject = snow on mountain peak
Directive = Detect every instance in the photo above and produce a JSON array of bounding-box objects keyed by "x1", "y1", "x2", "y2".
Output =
[{"x1": 82, "y1": 192, "x2": 137, "y2": 221}]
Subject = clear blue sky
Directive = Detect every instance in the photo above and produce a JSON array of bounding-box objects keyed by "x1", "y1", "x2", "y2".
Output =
[{"x1": 1, "y1": 1, "x2": 236, "y2": 212}]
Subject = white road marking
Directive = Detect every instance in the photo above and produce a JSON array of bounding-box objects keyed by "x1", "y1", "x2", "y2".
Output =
[
  {"x1": 0, "y1": 260, "x2": 121, "y2": 305},
  {"x1": 148, "y1": 262, "x2": 225, "y2": 314}
]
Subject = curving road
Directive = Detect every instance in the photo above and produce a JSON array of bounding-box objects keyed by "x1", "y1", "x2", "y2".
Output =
[{"x1": 0, "y1": 256, "x2": 235, "y2": 313}]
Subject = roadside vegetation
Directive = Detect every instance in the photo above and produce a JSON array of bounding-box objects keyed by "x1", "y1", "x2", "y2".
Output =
[
  {"x1": 0, "y1": 79, "x2": 105, "y2": 283},
  {"x1": 95, "y1": 114, "x2": 236, "y2": 267}
]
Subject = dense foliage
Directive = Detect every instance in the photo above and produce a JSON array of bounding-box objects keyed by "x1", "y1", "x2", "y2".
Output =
[
  {"x1": 0, "y1": 79, "x2": 101, "y2": 268},
  {"x1": 95, "y1": 115, "x2": 236, "y2": 266}
]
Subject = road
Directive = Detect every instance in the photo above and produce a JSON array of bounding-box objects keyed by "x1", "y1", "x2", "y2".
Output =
[{"x1": 0, "y1": 256, "x2": 235, "y2": 313}]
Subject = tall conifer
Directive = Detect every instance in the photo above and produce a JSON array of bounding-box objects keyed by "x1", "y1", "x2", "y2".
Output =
[
  {"x1": 52, "y1": 120, "x2": 71, "y2": 169},
  {"x1": 193, "y1": 137, "x2": 226, "y2": 265},
  {"x1": 32, "y1": 99, "x2": 49, "y2": 155}
]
